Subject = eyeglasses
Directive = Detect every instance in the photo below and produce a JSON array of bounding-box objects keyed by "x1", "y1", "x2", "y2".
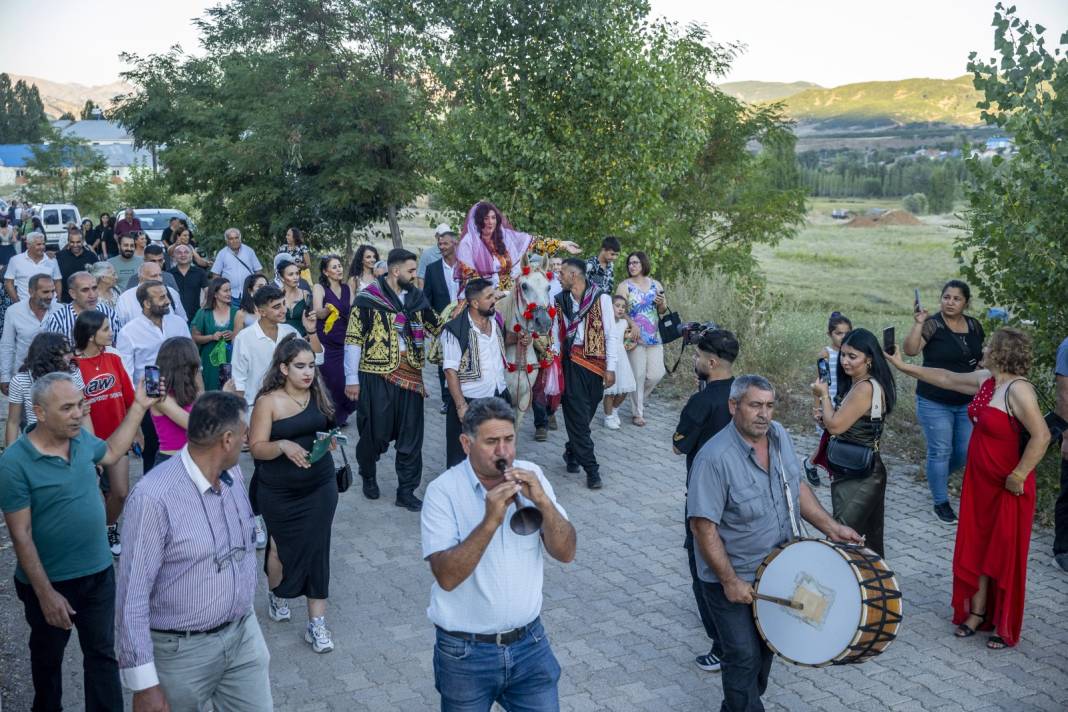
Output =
[{"x1": 193, "y1": 475, "x2": 251, "y2": 573}]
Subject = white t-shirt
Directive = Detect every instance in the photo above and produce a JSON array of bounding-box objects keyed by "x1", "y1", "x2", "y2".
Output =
[
  {"x1": 211, "y1": 246, "x2": 263, "y2": 300},
  {"x1": 231, "y1": 322, "x2": 298, "y2": 406},
  {"x1": 8, "y1": 369, "x2": 85, "y2": 426},
  {"x1": 6, "y1": 253, "x2": 61, "y2": 302}
]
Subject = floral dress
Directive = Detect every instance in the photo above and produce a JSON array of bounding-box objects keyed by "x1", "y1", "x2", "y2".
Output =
[{"x1": 624, "y1": 280, "x2": 663, "y2": 346}]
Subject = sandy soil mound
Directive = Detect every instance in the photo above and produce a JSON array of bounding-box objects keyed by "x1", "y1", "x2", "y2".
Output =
[{"x1": 846, "y1": 209, "x2": 923, "y2": 227}]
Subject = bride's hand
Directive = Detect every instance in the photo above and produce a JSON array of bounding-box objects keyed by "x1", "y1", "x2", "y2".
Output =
[{"x1": 560, "y1": 240, "x2": 581, "y2": 254}]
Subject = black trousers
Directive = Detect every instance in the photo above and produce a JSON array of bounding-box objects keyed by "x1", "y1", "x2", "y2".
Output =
[
  {"x1": 14, "y1": 567, "x2": 122, "y2": 712},
  {"x1": 532, "y1": 401, "x2": 556, "y2": 428},
  {"x1": 684, "y1": 515, "x2": 721, "y2": 650},
  {"x1": 561, "y1": 357, "x2": 603, "y2": 476},
  {"x1": 445, "y1": 389, "x2": 511, "y2": 469},
  {"x1": 355, "y1": 373, "x2": 425, "y2": 497},
  {"x1": 1055, "y1": 456, "x2": 1068, "y2": 555},
  {"x1": 140, "y1": 409, "x2": 159, "y2": 471},
  {"x1": 703, "y1": 580, "x2": 774, "y2": 712}
]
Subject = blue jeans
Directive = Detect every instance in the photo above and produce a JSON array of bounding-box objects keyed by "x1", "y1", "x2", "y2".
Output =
[
  {"x1": 915, "y1": 396, "x2": 972, "y2": 505},
  {"x1": 702, "y1": 582, "x2": 773, "y2": 712},
  {"x1": 433, "y1": 618, "x2": 561, "y2": 712}
]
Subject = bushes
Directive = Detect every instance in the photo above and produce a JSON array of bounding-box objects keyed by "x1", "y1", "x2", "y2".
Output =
[{"x1": 902, "y1": 193, "x2": 929, "y2": 215}]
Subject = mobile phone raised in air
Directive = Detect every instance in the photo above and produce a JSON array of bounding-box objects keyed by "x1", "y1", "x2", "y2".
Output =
[
  {"x1": 218, "y1": 363, "x2": 233, "y2": 390},
  {"x1": 144, "y1": 365, "x2": 161, "y2": 398},
  {"x1": 817, "y1": 358, "x2": 830, "y2": 382},
  {"x1": 882, "y1": 327, "x2": 896, "y2": 355},
  {"x1": 913, "y1": 288, "x2": 922, "y2": 313}
]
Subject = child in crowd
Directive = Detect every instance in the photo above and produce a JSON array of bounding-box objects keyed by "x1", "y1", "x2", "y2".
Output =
[
  {"x1": 805, "y1": 311, "x2": 853, "y2": 486},
  {"x1": 603, "y1": 295, "x2": 637, "y2": 429}
]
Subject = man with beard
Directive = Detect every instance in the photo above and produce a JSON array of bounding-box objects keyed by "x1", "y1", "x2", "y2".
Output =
[
  {"x1": 671, "y1": 328, "x2": 739, "y2": 674},
  {"x1": 423, "y1": 224, "x2": 461, "y2": 413},
  {"x1": 440, "y1": 278, "x2": 510, "y2": 468},
  {"x1": 43, "y1": 271, "x2": 121, "y2": 344},
  {"x1": 107, "y1": 235, "x2": 144, "y2": 289},
  {"x1": 343, "y1": 248, "x2": 443, "y2": 511},
  {"x1": 552, "y1": 258, "x2": 619, "y2": 490},
  {"x1": 115, "y1": 281, "x2": 191, "y2": 470},
  {"x1": 0, "y1": 275, "x2": 59, "y2": 396},
  {"x1": 55, "y1": 228, "x2": 99, "y2": 303}
]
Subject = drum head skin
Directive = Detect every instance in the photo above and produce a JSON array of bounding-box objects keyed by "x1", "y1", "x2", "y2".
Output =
[{"x1": 753, "y1": 540, "x2": 862, "y2": 666}]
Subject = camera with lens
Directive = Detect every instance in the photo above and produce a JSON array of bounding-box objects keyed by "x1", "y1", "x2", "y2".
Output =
[{"x1": 680, "y1": 321, "x2": 720, "y2": 346}]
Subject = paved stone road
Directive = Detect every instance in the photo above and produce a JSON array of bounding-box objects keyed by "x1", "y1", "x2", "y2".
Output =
[{"x1": 2, "y1": 372, "x2": 1067, "y2": 711}]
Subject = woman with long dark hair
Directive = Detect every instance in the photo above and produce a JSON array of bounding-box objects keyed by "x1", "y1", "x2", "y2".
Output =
[
  {"x1": 239, "y1": 273, "x2": 270, "y2": 328},
  {"x1": 190, "y1": 277, "x2": 243, "y2": 391},
  {"x1": 74, "y1": 310, "x2": 135, "y2": 555},
  {"x1": 904, "y1": 279, "x2": 986, "y2": 523},
  {"x1": 277, "y1": 227, "x2": 311, "y2": 282},
  {"x1": 150, "y1": 337, "x2": 203, "y2": 464},
  {"x1": 249, "y1": 334, "x2": 339, "y2": 654},
  {"x1": 5, "y1": 332, "x2": 87, "y2": 446},
  {"x1": 312, "y1": 255, "x2": 353, "y2": 426},
  {"x1": 347, "y1": 244, "x2": 379, "y2": 293},
  {"x1": 887, "y1": 328, "x2": 1049, "y2": 648},
  {"x1": 810, "y1": 328, "x2": 897, "y2": 557},
  {"x1": 93, "y1": 212, "x2": 117, "y2": 257},
  {"x1": 278, "y1": 259, "x2": 311, "y2": 336}
]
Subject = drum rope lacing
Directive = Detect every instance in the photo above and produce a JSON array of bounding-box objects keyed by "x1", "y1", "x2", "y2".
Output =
[{"x1": 840, "y1": 545, "x2": 903, "y2": 664}]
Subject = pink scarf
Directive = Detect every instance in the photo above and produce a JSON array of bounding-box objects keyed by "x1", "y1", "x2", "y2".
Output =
[{"x1": 454, "y1": 201, "x2": 533, "y2": 284}]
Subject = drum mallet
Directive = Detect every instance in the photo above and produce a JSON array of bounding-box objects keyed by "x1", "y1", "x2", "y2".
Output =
[{"x1": 754, "y1": 593, "x2": 804, "y2": 611}]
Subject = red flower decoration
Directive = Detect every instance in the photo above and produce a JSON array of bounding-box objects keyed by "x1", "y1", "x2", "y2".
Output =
[
  {"x1": 513, "y1": 323, "x2": 522, "y2": 333},
  {"x1": 506, "y1": 363, "x2": 517, "y2": 372},
  {"x1": 546, "y1": 271, "x2": 554, "y2": 280},
  {"x1": 548, "y1": 306, "x2": 557, "y2": 318},
  {"x1": 523, "y1": 310, "x2": 534, "y2": 320},
  {"x1": 525, "y1": 364, "x2": 535, "y2": 374},
  {"x1": 522, "y1": 266, "x2": 531, "y2": 276},
  {"x1": 531, "y1": 331, "x2": 540, "y2": 339},
  {"x1": 527, "y1": 302, "x2": 537, "y2": 311},
  {"x1": 540, "y1": 359, "x2": 551, "y2": 369}
]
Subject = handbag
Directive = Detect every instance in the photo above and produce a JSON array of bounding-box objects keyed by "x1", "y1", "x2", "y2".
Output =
[
  {"x1": 657, "y1": 310, "x2": 683, "y2": 345},
  {"x1": 336, "y1": 444, "x2": 353, "y2": 493},
  {"x1": 826, "y1": 380, "x2": 884, "y2": 481},
  {"x1": 1005, "y1": 379, "x2": 1067, "y2": 456}
]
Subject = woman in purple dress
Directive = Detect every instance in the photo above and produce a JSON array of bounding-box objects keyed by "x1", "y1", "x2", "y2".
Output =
[{"x1": 311, "y1": 255, "x2": 354, "y2": 425}]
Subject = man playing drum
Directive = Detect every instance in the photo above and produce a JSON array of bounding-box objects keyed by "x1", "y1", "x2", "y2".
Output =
[{"x1": 687, "y1": 374, "x2": 863, "y2": 712}]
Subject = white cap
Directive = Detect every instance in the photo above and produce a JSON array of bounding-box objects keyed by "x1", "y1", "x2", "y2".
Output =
[{"x1": 434, "y1": 223, "x2": 457, "y2": 237}]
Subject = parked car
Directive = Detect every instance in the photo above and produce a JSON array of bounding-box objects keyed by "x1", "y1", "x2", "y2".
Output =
[
  {"x1": 34, "y1": 203, "x2": 82, "y2": 250},
  {"x1": 114, "y1": 208, "x2": 197, "y2": 244}
]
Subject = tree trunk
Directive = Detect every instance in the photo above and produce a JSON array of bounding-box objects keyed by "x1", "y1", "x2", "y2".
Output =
[{"x1": 387, "y1": 204, "x2": 403, "y2": 249}]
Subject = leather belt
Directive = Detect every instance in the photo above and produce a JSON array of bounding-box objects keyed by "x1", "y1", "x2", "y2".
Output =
[
  {"x1": 437, "y1": 620, "x2": 534, "y2": 646},
  {"x1": 152, "y1": 616, "x2": 237, "y2": 638}
]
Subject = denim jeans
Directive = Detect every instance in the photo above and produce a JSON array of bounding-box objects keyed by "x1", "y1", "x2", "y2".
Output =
[
  {"x1": 532, "y1": 402, "x2": 555, "y2": 429},
  {"x1": 433, "y1": 617, "x2": 561, "y2": 712},
  {"x1": 915, "y1": 396, "x2": 972, "y2": 505},
  {"x1": 14, "y1": 567, "x2": 122, "y2": 712},
  {"x1": 1054, "y1": 456, "x2": 1068, "y2": 555},
  {"x1": 702, "y1": 582, "x2": 774, "y2": 712}
]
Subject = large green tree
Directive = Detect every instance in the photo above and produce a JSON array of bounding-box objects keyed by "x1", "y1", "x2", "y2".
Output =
[
  {"x1": 23, "y1": 131, "x2": 113, "y2": 216},
  {"x1": 0, "y1": 75, "x2": 49, "y2": 143},
  {"x1": 423, "y1": 0, "x2": 804, "y2": 276},
  {"x1": 112, "y1": 0, "x2": 430, "y2": 254},
  {"x1": 960, "y1": 3, "x2": 1068, "y2": 360}
]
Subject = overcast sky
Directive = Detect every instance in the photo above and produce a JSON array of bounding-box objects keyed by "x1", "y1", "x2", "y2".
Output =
[{"x1": 2, "y1": 0, "x2": 1066, "y2": 88}]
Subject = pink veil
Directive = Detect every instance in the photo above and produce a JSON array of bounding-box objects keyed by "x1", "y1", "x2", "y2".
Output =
[{"x1": 454, "y1": 201, "x2": 534, "y2": 283}]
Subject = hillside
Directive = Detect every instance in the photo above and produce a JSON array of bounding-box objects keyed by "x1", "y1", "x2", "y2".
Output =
[
  {"x1": 782, "y1": 75, "x2": 983, "y2": 130},
  {"x1": 6, "y1": 74, "x2": 133, "y2": 119},
  {"x1": 718, "y1": 80, "x2": 822, "y2": 103}
]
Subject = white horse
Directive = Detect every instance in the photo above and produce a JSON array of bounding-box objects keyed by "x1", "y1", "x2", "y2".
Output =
[{"x1": 497, "y1": 257, "x2": 554, "y2": 428}]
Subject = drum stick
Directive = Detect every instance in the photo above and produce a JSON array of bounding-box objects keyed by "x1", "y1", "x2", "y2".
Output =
[{"x1": 754, "y1": 593, "x2": 804, "y2": 611}]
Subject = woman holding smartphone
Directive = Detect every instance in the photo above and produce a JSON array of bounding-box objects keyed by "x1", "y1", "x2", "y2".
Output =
[
  {"x1": 191, "y1": 277, "x2": 243, "y2": 391},
  {"x1": 811, "y1": 328, "x2": 897, "y2": 557}
]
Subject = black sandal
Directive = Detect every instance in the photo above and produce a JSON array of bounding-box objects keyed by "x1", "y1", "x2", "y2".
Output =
[
  {"x1": 955, "y1": 611, "x2": 986, "y2": 638},
  {"x1": 987, "y1": 635, "x2": 1009, "y2": 649}
]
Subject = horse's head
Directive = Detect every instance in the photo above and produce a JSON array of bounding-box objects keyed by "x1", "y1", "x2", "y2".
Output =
[{"x1": 511, "y1": 256, "x2": 553, "y2": 335}]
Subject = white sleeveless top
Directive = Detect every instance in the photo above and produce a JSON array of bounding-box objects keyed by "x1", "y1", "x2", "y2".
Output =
[{"x1": 827, "y1": 346, "x2": 840, "y2": 401}]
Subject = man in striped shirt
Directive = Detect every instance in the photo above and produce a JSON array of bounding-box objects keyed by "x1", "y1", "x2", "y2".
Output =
[
  {"x1": 116, "y1": 392, "x2": 272, "y2": 711},
  {"x1": 42, "y1": 271, "x2": 121, "y2": 344}
]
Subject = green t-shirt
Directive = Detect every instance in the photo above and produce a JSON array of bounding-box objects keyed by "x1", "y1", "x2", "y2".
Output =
[{"x1": 0, "y1": 427, "x2": 112, "y2": 583}]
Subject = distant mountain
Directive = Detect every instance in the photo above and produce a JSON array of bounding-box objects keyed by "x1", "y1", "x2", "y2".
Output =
[
  {"x1": 5, "y1": 74, "x2": 133, "y2": 119},
  {"x1": 719, "y1": 80, "x2": 822, "y2": 103},
  {"x1": 782, "y1": 75, "x2": 983, "y2": 130}
]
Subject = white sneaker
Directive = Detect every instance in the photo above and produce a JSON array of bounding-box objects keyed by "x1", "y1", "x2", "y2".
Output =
[
  {"x1": 604, "y1": 413, "x2": 620, "y2": 430},
  {"x1": 254, "y1": 516, "x2": 267, "y2": 550},
  {"x1": 107, "y1": 524, "x2": 122, "y2": 557},
  {"x1": 305, "y1": 617, "x2": 334, "y2": 653},
  {"x1": 267, "y1": 592, "x2": 291, "y2": 622}
]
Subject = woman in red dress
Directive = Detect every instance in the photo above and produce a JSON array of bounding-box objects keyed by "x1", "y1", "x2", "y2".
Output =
[{"x1": 886, "y1": 327, "x2": 1051, "y2": 648}]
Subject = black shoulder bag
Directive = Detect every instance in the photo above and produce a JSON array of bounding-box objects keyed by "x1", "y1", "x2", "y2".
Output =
[
  {"x1": 826, "y1": 380, "x2": 884, "y2": 481},
  {"x1": 1005, "y1": 379, "x2": 1067, "y2": 456}
]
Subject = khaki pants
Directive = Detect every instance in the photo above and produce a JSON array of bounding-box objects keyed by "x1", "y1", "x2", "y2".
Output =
[
  {"x1": 151, "y1": 613, "x2": 273, "y2": 712},
  {"x1": 626, "y1": 344, "x2": 665, "y2": 419}
]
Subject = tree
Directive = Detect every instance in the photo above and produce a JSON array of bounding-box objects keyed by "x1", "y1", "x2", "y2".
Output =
[
  {"x1": 0, "y1": 75, "x2": 48, "y2": 143},
  {"x1": 115, "y1": 162, "x2": 180, "y2": 212},
  {"x1": 23, "y1": 130, "x2": 113, "y2": 216},
  {"x1": 959, "y1": 3, "x2": 1068, "y2": 360},
  {"x1": 112, "y1": 0, "x2": 430, "y2": 255},
  {"x1": 80, "y1": 100, "x2": 101, "y2": 120},
  {"x1": 927, "y1": 164, "x2": 957, "y2": 213},
  {"x1": 423, "y1": 1, "x2": 804, "y2": 278},
  {"x1": 902, "y1": 193, "x2": 929, "y2": 214},
  {"x1": 58, "y1": 111, "x2": 76, "y2": 122}
]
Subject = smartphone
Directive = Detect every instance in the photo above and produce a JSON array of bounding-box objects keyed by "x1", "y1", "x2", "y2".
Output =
[
  {"x1": 882, "y1": 327, "x2": 896, "y2": 355},
  {"x1": 218, "y1": 363, "x2": 233, "y2": 390},
  {"x1": 144, "y1": 365, "x2": 161, "y2": 398},
  {"x1": 913, "y1": 288, "x2": 922, "y2": 313},
  {"x1": 817, "y1": 357, "x2": 830, "y2": 382}
]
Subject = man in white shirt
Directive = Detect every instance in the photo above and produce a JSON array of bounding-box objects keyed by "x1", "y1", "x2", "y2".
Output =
[
  {"x1": 0, "y1": 274, "x2": 58, "y2": 395},
  {"x1": 4, "y1": 232, "x2": 61, "y2": 302},
  {"x1": 115, "y1": 280, "x2": 192, "y2": 470},
  {"x1": 211, "y1": 228, "x2": 263, "y2": 301},
  {"x1": 552, "y1": 257, "x2": 620, "y2": 490},
  {"x1": 440, "y1": 278, "x2": 510, "y2": 468},
  {"x1": 231, "y1": 285, "x2": 320, "y2": 408},
  {"x1": 115, "y1": 262, "x2": 186, "y2": 325},
  {"x1": 421, "y1": 396, "x2": 575, "y2": 711}
]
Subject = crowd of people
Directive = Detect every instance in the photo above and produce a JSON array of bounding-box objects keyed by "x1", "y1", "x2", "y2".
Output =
[{"x1": 0, "y1": 203, "x2": 1065, "y2": 712}]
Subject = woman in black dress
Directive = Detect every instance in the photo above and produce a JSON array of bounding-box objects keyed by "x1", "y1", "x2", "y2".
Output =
[{"x1": 249, "y1": 334, "x2": 339, "y2": 654}]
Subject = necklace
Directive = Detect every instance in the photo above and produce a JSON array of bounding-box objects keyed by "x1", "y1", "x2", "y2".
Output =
[{"x1": 284, "y1": 389, "x2": 310, "y2": 410}]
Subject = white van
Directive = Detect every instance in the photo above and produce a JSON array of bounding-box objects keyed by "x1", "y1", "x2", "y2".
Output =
[{"x1": 35, "y1": 203, "x2": 82, "y2": 251}]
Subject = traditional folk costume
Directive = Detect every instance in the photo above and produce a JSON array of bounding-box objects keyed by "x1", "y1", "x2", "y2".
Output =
[
  {"x1": 343, "y1": 277, "x2": 442, "y2": 501},
  {"x1": 454, "y1": 201, "x2": 561, "y2": 293},
  {"x1": 553, "y1": 282, "x2": 620, "y2": 487},
  {"x1": 439, "y1": 308, "x2": 511, "y2": 468}
]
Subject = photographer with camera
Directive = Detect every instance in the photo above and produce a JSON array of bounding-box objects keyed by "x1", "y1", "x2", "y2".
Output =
[
  {"x1": 616, "y1": 251, "x2": 667, "y2": 426},
  {"x1": 672, "y1": 328, "x2": 739, "y2": 673}
]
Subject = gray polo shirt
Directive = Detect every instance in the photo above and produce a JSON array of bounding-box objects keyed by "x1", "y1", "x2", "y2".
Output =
[{"x1": 687, "y1": 420, "x2": 802, "y2": 584}]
